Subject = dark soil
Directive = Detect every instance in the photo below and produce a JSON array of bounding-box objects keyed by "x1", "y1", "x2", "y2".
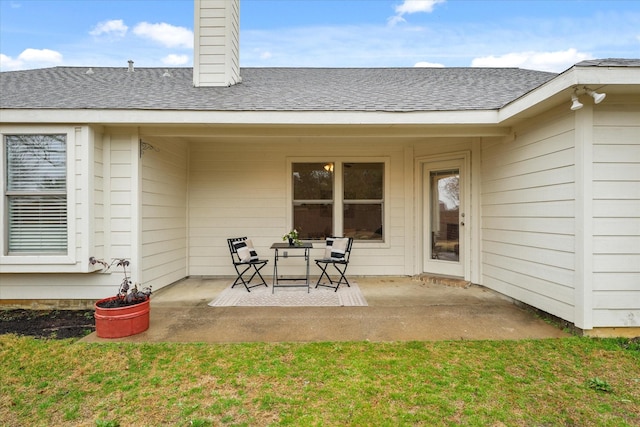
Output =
[
  {"x1": 96, "y1": 297, "x2": 148, "y2": 308},
  {"x1": 0, "y1": 309, "x2": 95, "y2": 339}
]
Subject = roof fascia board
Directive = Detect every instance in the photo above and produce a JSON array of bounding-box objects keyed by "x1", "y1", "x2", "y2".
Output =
[
  {"x1": 0, "y1": 109, "x2": 501, "y2": 126},
  {"x1": 571, "y1": 65, "x2": 640, "y2": 85},
  {"x1": 138, "y1": 124, "x2": 511, "y2": 138}
]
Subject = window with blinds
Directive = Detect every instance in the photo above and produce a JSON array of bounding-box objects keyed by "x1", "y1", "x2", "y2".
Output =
[{"x1": 5, "y1": 134, "x2": 67, "y2": 254}]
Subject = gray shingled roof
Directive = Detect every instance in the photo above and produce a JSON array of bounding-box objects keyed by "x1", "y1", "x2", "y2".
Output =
[
  {"x1": 575, "y1": 58, "x2": 640, "y2": 67},
  {"x1": 2, "y1": 66, "x2": 559, "y2": 112}
]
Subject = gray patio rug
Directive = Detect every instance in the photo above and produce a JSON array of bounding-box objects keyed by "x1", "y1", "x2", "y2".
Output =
[{"x1": 208, "y1": 281, "x2": 367, "y2": 307}]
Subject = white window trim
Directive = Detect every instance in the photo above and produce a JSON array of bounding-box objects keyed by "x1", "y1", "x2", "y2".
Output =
[
  {"x1": 286, "y1": 157, "x2": 390, "y2": 248},
  {"x1": 0, "y1": 125, "x2": 77, "y2": 269}
]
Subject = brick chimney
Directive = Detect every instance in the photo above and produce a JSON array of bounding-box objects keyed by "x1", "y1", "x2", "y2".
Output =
[{"x1": 193, "y1": 0, "x2": 241, "y2": 87}]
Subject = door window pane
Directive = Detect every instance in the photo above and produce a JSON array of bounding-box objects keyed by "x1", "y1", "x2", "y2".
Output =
[{"x1": 430, "y1": 169, "x2": 459, "y2": 261}]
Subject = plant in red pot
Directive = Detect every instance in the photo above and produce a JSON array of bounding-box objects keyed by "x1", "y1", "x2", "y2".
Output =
[{"x1": 90, "y1": 257, "x2": 152, "y2": 338}]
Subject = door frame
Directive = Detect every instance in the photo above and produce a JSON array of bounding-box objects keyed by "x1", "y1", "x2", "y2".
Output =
[{"x1": 415, "y1": 152, "x2": 472, "y2": 280}]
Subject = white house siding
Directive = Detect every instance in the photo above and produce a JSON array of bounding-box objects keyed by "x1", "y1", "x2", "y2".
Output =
[
  {"x1": 188, "y1": 138, "x2": 409, "y2": 278},
  {"x1": 591, "y1": 98, "x2": 640, "y2": 327},
  {"x1": 193, "y1": 0, "x2": 240, "y2": 87},
  {"x1": 82, "y1": 131, "x2": 143, "y2": 299},
  {"x1": 141, "y1": 138, "x2": 189, "y2": 290},
  {"x1": 107, "y1": 133, "x2": 137, "y2": 262},
  {"x1": 481, "y1": 107, "x2": 577, "y2": 323}
]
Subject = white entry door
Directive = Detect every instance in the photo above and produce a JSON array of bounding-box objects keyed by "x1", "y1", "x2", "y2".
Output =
[{"x1": 423, "y1": 159, "x2": 467, "y2": 277}]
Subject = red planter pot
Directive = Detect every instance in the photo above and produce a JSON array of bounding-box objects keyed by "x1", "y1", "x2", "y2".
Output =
[{"x1": 94, "y1": 296, "x2": 150, "y2": 338}]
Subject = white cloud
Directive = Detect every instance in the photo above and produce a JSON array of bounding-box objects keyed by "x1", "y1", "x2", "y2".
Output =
[
  {"x1": 133, "y1": 22, "x2": 193, "y2": 49},
  {"x1": 389, "y1": 0, "x2": 446, "y2": 25},
  {"x1": 18, "y1": 48, "x2": 63, "y2": 63},
  {"x1": 90, "y1": 19, "x2": 128, "y2": 37},
  {"x1": 471, "y1": 49, "x2": 593, "y2": 72},
  {"x1": 0, "y1": 48, "x2": 63, "y2": 71},
  {"x1": 414, "y1": 61, "x2": 444, "y2": 67},
  {"x1": 395, "y1": 0, "x2": 446, "y2": 15},
  {"x1": 260, "y1": 51, "x2": 272, "y2": 60},
  {"x1": 162, "y1": 54, "x2": 189, "y2": 65},
  {"x1": 0, "y1": 53, "x2": 22, "y2": 70}
]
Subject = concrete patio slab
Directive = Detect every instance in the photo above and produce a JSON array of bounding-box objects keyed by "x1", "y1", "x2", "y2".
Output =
[{"x1": 81, "y1": 276, "x2": 569, "y2": 343}]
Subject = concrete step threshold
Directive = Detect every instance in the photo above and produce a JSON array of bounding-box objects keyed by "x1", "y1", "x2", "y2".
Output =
[{"x1": 415, "y1": 274, "x2": 471, "y2": 289}]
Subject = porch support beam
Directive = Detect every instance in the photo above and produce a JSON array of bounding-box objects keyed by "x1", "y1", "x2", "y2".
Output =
[{"x1": 136, "y1": 124, "x2": 512, "y2": 139}]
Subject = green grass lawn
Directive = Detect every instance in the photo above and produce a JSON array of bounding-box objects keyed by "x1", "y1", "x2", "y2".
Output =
[{"x1": 1, "y1": 336, "x2": 639, "y2": 426}]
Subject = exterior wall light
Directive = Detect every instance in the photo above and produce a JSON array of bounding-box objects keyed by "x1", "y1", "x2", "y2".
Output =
[
  {"x1": 569, "y1": 87, "x2": 606, "y2": 110},
  {"x1": 585, "y1": 88, "x2": 606, "y2": 104},
  {"x1": 571, "y1": 92, "x2": 584, "y2": 110}
]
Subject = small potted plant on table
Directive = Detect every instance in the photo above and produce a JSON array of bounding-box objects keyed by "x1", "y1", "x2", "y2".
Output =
[
  {"x1": 283, "y1": 228, "x2": 301, "y2": 246},
  {"x1": 90, "y1": 257, "x2": 152, "y2": 338}
]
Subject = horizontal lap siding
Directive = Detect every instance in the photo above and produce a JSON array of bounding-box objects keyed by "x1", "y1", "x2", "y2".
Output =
[
  {"x1": 141, "y1": 139, "x2": 188, "y2": 290},
  {"x1": 109, "y1": 135, "x2": 134, "y2": 260},
  {"x1": 591, "y1": 101, "x2": 640, "y2": 327},
  {"x1": 188, "y1": 140, "x2": 406, "y2": 277},
  {"x1": 190, "y1": 141, "x2": 291, "y2": 276},
  {"x1": 481, "y1": 111, "x2": 576, "y2": 321},
  {"x1": 195, "y1": 0, "x2": 239, "y2": 86}
]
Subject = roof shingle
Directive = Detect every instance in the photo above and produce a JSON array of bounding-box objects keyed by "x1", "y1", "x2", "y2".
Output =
[{"x1": 1, "y1": 67, "x2": 557, "y2": 112}]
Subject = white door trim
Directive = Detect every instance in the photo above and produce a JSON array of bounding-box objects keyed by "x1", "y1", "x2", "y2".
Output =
[{"x1": 414, "y1": 152, "x2": 471, "y2": 280}]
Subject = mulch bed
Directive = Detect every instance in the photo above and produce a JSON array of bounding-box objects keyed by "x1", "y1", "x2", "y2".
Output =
[{"x1": 0, "y1": 309, "x2": 95, "y2": 339}]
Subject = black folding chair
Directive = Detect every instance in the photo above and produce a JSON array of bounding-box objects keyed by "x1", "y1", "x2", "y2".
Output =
[
  {"x1": 315, "y1": 237, "x2": 353, "y2": 292},
  {"x1": 227, "y1": 237, "x2": 269, "y2": 292}
]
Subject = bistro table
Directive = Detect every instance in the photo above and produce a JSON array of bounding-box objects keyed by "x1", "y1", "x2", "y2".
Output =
[{"x1": 270, "y1": 242, "x2": 313, "y2": 293}]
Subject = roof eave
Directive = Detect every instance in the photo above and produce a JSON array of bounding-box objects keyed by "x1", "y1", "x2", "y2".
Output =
[
  {"x1": 0, "y1": 108, "x2": 503, "y2": 126},
  {"x1": 498, "y1": 65, "x2": 640, "y2": 124}
]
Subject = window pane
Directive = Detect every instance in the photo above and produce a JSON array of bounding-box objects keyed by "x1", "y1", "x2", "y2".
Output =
[
  {"x1": 343, "y1": 163, "x2": 383, "y2": 200},
  {"x1": 8, "y1": 196, "x2": 67, "y2": 253},
  {"x1": 293, "y1": 163, "x2": 333, "y2": 200},
  {"x1": 344, "y1": 203, "x2": 383, "y2": 240},
  {"x1": 5, "y1": 134, "x2": 67, "y2": 254},
  {"x1": 343, "y1": 163, "x2": 384, "y2": 241},
  {"x1": 293, "y1": 204, "x2": 333, "y2": 239},
  {"x1": 6, "y1": 135, "x2": 66, "y2": 191}
]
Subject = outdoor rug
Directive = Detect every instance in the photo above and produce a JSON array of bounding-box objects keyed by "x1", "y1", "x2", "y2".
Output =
[{"x1": 208, "y1": 282, "x2": 368, "y2": 307}]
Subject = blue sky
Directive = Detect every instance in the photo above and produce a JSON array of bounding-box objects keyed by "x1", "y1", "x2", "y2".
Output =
[{"x1": 1, "y1": 0, "x2": 639, "y2": 72}]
